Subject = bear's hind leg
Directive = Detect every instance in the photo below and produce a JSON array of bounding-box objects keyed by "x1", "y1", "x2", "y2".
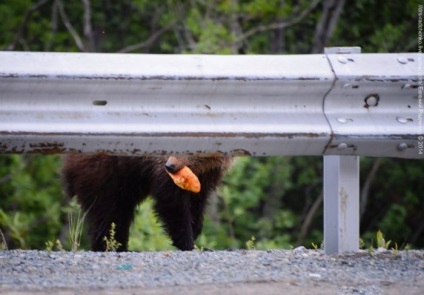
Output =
[
  {"x1": 62, "y1": 155, "x2": 148, "y2": 251},
  {"x1": 85, "y1": 198, "x2": 138, "y2": 252}
]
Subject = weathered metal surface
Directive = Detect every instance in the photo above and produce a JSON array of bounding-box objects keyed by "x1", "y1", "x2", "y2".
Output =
[
  {"x1": 0, "y1": 52, "x2": 332, "y2": 156},
  {"x1": 324, "y1": 155, "x2": 360, "y2": 255},
  {"x1": 0, "y1": 51, "x2": 421, "y2": 158},
  {"x1": 324, "y1": 53, "x2": 421, "y2": 159}
]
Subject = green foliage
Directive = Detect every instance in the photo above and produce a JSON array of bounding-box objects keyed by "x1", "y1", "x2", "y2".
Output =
[
  {"x1": 332, "y1": 0, "x2": 418, "y2": 53},
  {"x1": 376, "y1": 229, "x2": 391, "y2": 249},
  {"x1": 66, "y1": 199, "x2": 86, "y2": 252},
  {"x1": 194, "y1": 244, "x2": 204, "y2": 252},
  {"x1": 245, "y1": 236, "x2": 256, "y2": 250},
  {"x1": 361, "y1": 230, "x2": 410, "y2": 256},
  {"x1": 45, "y1": 239, "x2": 64, "y2": 252},
  {"x1": 0, "y1": 155, "x2": 64, "y2": 249},
  {"x1": 103, "y1": 223, "x2": 122, "y2": 252},
  {"x1": 0, "y1": 228, "x2": 8, "y2": 250},
  {"x1": 214, "y1": 157, "x2": 296, "y2": 249},
  {"x1": 360, "y1": 158, "x2": 424, "y2": 248}
]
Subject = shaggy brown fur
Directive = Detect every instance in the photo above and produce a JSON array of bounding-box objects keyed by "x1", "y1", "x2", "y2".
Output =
[{"x1": 61, "y1": 154, "x2": 232, "y2": 251}]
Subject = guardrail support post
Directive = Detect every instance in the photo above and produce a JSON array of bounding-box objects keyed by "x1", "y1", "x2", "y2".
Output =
[{"x1": 323, "y1": 155, "x2": 360, "y2": 254}]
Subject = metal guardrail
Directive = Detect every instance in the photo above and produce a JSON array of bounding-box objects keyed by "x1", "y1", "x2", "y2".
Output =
[
  {"x1": 0, "y1": 51, "x2": 421, "y2": 158},
  {"x1": 0, "y1": 49, "x2": 421, "y2": 254}
]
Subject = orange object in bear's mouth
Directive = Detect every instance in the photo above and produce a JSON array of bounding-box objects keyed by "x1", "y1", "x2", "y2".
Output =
[{"x1": 166, "y1": 165, "x2": 201, "y2": 193}]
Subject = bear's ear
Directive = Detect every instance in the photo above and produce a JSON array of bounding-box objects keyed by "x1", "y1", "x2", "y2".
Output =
[{"x1": 165, "y1": 158, "x2": 201, "y2": 193}]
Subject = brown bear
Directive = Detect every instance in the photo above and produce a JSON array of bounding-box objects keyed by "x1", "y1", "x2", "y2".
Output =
[{"x1": 61, "y1": 154, "x2": 232, "y2": 251}]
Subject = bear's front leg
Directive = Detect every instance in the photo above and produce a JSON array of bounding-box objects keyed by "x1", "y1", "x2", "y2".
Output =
[{"x1": 153, "y1": 190, "x2": 196, "y2": 251}]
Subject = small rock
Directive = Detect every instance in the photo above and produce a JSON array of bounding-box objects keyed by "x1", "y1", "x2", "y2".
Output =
[
  {"x1": 293, "y1": 246, "x2": 306, "y2": 253},
  {"x1": 309, "y1": 273, "x2": 321, "y2": 279},
  {"x1": 376, "y1": 247, "x2": 389, "y2": 253}
]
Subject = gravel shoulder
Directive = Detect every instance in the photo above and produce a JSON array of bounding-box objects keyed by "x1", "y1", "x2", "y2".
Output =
[{"x1": 1, "y1": 248, "x2": 423, "y2": 295}]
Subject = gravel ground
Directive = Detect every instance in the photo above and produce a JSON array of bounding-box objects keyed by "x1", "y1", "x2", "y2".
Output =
[{"x1": 0, "y1": 247, "x2": 423, "y2": 295}]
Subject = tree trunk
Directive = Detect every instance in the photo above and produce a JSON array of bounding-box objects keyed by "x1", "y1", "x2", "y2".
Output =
[{"x1": 311, "y1": 0, "x2": 346, "y2": 53}]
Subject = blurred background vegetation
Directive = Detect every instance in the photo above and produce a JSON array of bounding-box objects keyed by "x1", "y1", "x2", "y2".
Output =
[{"x1": 0, "y1": 0, "x2": 422, "y2": 251}]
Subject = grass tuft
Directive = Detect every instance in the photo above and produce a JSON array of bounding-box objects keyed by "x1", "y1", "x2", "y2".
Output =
[
  {"x1": 245, "y1": 236, "x2": 256, "y2": 250},
  {"x1": 103, "y1": 223, "x2": 122, "y2": 252}
]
